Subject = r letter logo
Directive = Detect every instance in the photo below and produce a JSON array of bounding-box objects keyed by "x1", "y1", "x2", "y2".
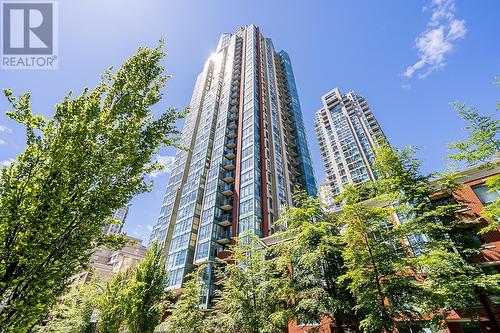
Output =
[{"x1": 1, "y1": 1, "x2": 58, "y2": 69}]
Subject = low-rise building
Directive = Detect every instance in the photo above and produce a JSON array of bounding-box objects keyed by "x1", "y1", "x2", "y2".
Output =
[
  {"x1": 70, "y1": 235, "x2": 146, "y2": 284},
  {"x1": 279, "y1": 163, "x2": 500, "y2": 333}
]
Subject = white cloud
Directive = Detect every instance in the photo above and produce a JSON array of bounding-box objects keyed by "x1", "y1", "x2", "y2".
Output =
[
  {"x1": 0, "y1": 125, "x2": 12, "y2": 133},
  {"x1": 1, "y1": 158, "x2": 15, "y2": 167},
  {"x1": 148, "y1": 154, "x2": 175, "y2": 178},
  {"x1": 401, "y1": 83, "x2": 412, "y2": 90},
  {"x1": 0, "y1": 139, "x2": 6, "y2": 145},
  {"x1": 404, "y1": 0, "x2": 466, "y2": 79}
]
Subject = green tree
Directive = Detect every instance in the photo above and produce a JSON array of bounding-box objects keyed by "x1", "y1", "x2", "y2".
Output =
[
  {"x1": 96, "y1": 240, "x2": 168, "y2": 333},
  {"x1": 273, "y1": 192, "x2": 360, "y2": 333},
  {"x1": 449, "y1": 103, "x2": 499, "y2": 167},
  {"x1": 97, "y1": 271, "x2": 130, "y2": 333},
  {"x1": 210, "y1": 234, "x2": 288, "y2": 333},
  {"x1": 367, "y1": 142, "x2": 499, "y2": 331},
  {"x1": 336, "y1": 143, "x2": 464, "y2": 332},
  {"x1": 158, "y1": 268, "x2": 206, "y2": 333},
  {"x1": 33, "y1": 282, "x2": 100, "y2": 333},
  {"x1": 0, "y1": 42, "x2": 183, "y2": 331},
  {"x1": 337, "y1": 183, "x2": 429, "y2": 333},
  {"x1": 125, "y1": 240, "x2": 168, "y2": 333},
  {"x1": 449, "y1": 91, "x2": 500, "y2": 233}
]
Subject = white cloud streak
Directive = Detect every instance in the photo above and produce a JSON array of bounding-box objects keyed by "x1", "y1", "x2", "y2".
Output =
[
  {"x1": 404, "y1": 0, "x2": 466, "y2": 79},
  {"x1": 0, "y1": 125, "x2": 12, "y2": 133},
  {"x1": 0, "y1": 139, "x2": 6, "y2": 145},
  {"x1": 1, "y1": 158, "x2": 15, "y2": 167},
  {"x1": 148, "y1": 154, "x2": 176, "y2": 178}
]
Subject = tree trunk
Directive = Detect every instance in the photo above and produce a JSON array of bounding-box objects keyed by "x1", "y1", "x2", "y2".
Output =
[{"x1": 331, "y1": 316, "x2": 346, "y2": 333}]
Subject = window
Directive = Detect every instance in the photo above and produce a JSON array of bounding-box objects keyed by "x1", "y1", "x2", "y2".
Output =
[
  {"x1": 242, "y1": 135, "x2": 254, "y2": 147},
  {"x1": 241, "y1": 183, "x2": 253, "y2": 198},
  {"x1": 472, "y1": 183, "x2": 499, "y2": 205},
  {"x1": 168, "y1": 268, "x2": 184, "y2": 287},
  {"x1": 241, "y1": 170, "x2": 253, "y2": 183},
  {"x1": 242, "y1": 146, "x2": 253, "y2": 159},
  {"x1": 198, "y1": 224, "x2": 212, "y2": 241},
  {"x1": 243, "y1": 125, "x2": 253, "y2": 137},
  {"x1": 238, "y1": 216, "x2": 253, "y2": 233},
  {"x1": 241, "y1": 158, "x2": 253, "y2": 171},
  {"x1": 397, "y1": 325, "x2": 433, "y2": 333},
  {"x1": 240, "y1": 199, "x2": 253, "y2": 214},
  {"x1": 459, "y1": 323, "x2": 482, "y2": 333},
  {"x1": 196, "y1": 241, "x2": 209, "y2": 261}
]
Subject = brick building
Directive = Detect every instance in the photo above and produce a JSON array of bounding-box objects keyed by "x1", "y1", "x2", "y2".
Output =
[{"x1": 283, "y1": 163, "x2": 500, "y2": 333}]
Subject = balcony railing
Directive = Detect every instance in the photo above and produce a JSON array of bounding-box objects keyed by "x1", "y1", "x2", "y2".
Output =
[
  {"x1": 224, "y1": 149, "x2": 236, "y2": 160},
  {"x1": 226, "y1": 138, "x2": 237, "y2": 148},
  {"x1": 220, "y1": 199, "x2": 233, "y2": 211},
  {"x1": 217, "y1": 230, "x2": 231, "y2": 244},
  {"x1": 218, "y1": 214, "x2": 232, "y2": 227},
  {"x1": 221, "y1": 184, "x2": 234, "y2": 196},
  {"x1": 291, "y1": 168, "x2": 301, "y2": 177},
  {"x1": 223, "y1": 159, "x2": 236, "y2": 171},
  {"x1": 290, "y1": 158, "x2": 300, "y2": 167},
  {"x1": 227, "y1": 129, "x2": 237, "y2": 138},
  {"x1": 222, "y1": 172, "x2": 235, "y2": 184}
]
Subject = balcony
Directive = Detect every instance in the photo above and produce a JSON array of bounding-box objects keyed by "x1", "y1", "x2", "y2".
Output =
[
  {"x1": 227, "y1": 129, "x2": 237, "y2": 139},
  {"x1": 289, "y1": 150, "x2": 298, "y2": 157},
  {"x1": 290, "y1": 158, "x2": 300, "y2": 167},
  {"x1": 218, "y1": 214, "x2": 232, "y2": 227},
  {"x1": 228, "y1": 113, "x2": 238, "y2": 122},
  {"x1": 221, "y1": 184, "x2": 234, "y2": 197},
  {"x1": 220, "y1": 199, "x2": 233, "y2": 211},
  {"x1": 292, "y1": 168, "x2": 301, "y2": 177},
  {"x1": 217, "y1": 230, "x2": 231, "y2": 245},
  {"x1": 223, "y1": 171, "x2": 235, "y2": 183},
  {"x1": 223, "y1": 159, "x2": 236, "y2": 171},
  {"x1": 226, "y1": 138, "x2": 237, "y2": 148},
  {"x1": 228, "y1": 121, "x2": 238, "y2": 130},
  {"x1": 231, "y1": 92, "x2": 239, "y2": 99},
  {"x1": 229, "y1": 105, "x2": 238, "y2": 113},
  {"x1": 288, "y1": 140, "x2": 296, "y2": 148},
  {"x1": 224, "y1": 149, "x2": 236, "y2": 160},
  {"x1": 286, "y1": 131, "x2": 295, "y2": 140}
]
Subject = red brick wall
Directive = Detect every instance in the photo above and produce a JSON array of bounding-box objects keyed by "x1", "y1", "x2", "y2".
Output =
[
  {"x1": 454, "y1": 175, "x2": 500, "y2": 264},
  {"x1": 288, "y1": 318, "x2": 333, "y2": 333}
]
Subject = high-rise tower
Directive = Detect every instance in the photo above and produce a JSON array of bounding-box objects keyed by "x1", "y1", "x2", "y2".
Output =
[
  {"x1": 314, "y1": 88, "x2": 384, "y2": 208},
  {"x1": 149, "y1": 25, "x2": 316, "y2": 305},
  {"x1": 102, "y1": 206, "x2": 129, "y2": 235}
]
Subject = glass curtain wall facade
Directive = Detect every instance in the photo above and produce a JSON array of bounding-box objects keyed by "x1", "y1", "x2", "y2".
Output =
[
  {"x1": 149, "y1": 25, "x2": 317, "y2": 306},
  {"x1": 314, "y1": 88, "x2": 384, "y2": 208},
  {"x1": 102, "y1": 206, "x2": 129, "y2": 235}
]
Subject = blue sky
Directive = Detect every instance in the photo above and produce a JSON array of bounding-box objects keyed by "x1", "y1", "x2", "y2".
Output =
[{"x1": 1, "y1": 0, "x2": 499, "y2": 243}]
